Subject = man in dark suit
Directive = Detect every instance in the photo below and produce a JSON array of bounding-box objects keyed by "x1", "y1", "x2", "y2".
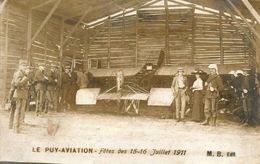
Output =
[
  {"x1": 60, "y1": 66, "x2": 72, "y2": 110},
  {"x1": 45, "y1": 63, "x2": 59, "y2": 113},
  {"x1": 241, "y1": 68, "x2": 258, "y2": 126},
  {"x1": 34, "y1": 63, "x2": 48, "y2": 116}
]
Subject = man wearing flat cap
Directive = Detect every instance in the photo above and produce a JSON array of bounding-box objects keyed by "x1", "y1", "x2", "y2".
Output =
[
  {"x1": 171, "y1": 67, "x2": 188, "y2": 122},
  {"x1": 9, "y1": 59, "x2": 31, "y2": 133},
  {"x1": 202, "y1": 64, "x2": 224, "y2": 126}
]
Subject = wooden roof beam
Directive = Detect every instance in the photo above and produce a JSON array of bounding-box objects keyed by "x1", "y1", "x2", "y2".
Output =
[
  {"x1": 0, "y1": 0, "x2": 8, "y2": 14},
  {"x1": 169, "y1": 0, "x2": 217, "y2": 14},
  {"x1": 226, "y1": 0, "x2": 260, "y2": 40},
  {"x1": 62, "y1": 8, "x2": 90, "y2": 47},
  {"x1": 241, "y1": 0, "x2": 260, "y2": 23},
  {"x1": 28, "y1": 0, "x2": 62, "y2": 51},
  {"x1": 77, "y1": 0, "x2": 161, "y2": 28},
  {"x1": 112, "y1": 0, "x2": 125, "y2": 10},
  {"x1": 226, "y1": 8, "x2": 256, "y2": 47},
  {"x1": 64, "y1": 0, "x2": 159, "y2": 21},
  {"x1": 64, "y1": 2, "x2": 115, "y2": 21},
  {"x1": 31, "y1": 0, "x2": 55, "y2": 10}
]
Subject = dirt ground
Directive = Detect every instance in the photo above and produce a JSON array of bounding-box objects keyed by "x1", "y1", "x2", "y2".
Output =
[{"x1": 1, "y1": 102, "x2": 260, "y2": 164}]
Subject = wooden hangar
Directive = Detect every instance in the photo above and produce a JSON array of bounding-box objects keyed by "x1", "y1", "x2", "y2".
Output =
[{"x1": 0, "y1": 0, "x2": 259, "y2": 108}]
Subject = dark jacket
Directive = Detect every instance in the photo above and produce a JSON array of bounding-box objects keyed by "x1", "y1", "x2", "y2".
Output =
[
  {"x1": 13, "y1": 70, "x2": 29, "y2": 99},
  {"x1": 46, "y1": 69, "x2": 58, "y2": 90},
  {"x1": 205, "y1": 74, "x2": 224, "y2": 98},
  {"x1": 34, "y1": 69, "x2": 47, "y2": 90},
  {"x1": 62, "y1": 72, "x2": 72, "y2": 88}
]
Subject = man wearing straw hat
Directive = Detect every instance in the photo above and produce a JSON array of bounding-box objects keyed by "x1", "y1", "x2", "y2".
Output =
[
  {"x1": 201, "y1": 64, "x2": 224, "y2": 126},
  {"x1": 171, "y1": 67, "x2": 188, "y2": 122}
]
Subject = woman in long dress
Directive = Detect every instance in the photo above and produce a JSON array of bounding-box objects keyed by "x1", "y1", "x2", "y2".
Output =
[{"x1": 191, "y1": 70, "x2": 204, "y2": 122}]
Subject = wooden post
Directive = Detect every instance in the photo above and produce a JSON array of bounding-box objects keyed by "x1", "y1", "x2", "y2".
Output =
[
  {"x1": 0, "y1": 0, "x2": 8, "y2": 14},
  {"x1": 241, "y1": 0, "x2": 260, "y2": 23},
  {"x1": 31, "y1": 0, "x2": 55, "y2": 10},
  {"x1": 219, "y1": 11, "x2": 224, "y2": 65},
  {"x1": 256, "y1": 24, "x2": 260, "y2": 73},
  {"x1": 72, "y1": 37, "x2": 77, "y2": 71},
  {"x1": 164, "y1": 0, "x2": 169, "y2": 65},
  {"x1": 83, "y1": 28, "x2": 89, "y2": 70},
  {"x1": 122, "y1": 10, "x2": 125, "y2": 44},
  {"x1": 44, "y1": 26, "x2": 47, "y2": 65},
  {"x1": 27, "y1": 9, "x2": 32, "y2": 64},
  {"x1": 135, "y1": 9, "x2": 139, "y2": 67},
  {"x1": 108, "y1": 16, "x2": 111, "y2": 68},
  {"x1": 3, "y1": 6, "x2": 8, "y2": 102},
  {"x1": 191, "y1": 6, "x2": 195, "y2": 65},
  {"x1": 59, "y1": 18, "x2": 64, "y2": 89}
]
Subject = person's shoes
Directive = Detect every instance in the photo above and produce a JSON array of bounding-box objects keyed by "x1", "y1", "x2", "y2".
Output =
[
  {"x1": 176, "y1": 118, "x2": 181, "y2": 122},
  {"x1": 242, "y1": 122, "x2": 249, "y2": 127},
  {"x1": 212, "y1": 118, "x2": 217, "y2": 127},
  {"x1": 241, "y1": 118, "x2": 248, "y2": 124},
  {"x1": 14, "y1": 128, "x2": 20, "y2": 133},
  {"x1": 201, "y1": 119, "x2": 209, "y2": 126},
  {"x1": 180, "y1": 118, "x2": 186, "y2": 122},
  {"x1": 240, "y1": 118, "x2": 246, "y2": 124}
]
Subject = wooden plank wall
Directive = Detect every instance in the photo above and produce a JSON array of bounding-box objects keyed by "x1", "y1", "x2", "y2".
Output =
[
  {"x1": 30, "y1": 11, "x2": 61, "y2": 66},
  {"x1": 137, "y1": 8, "x2": 165, "y2": 66},
  {"x1": 194, "y1": 13, "x2": 221, "y2": 64},
  {"x1": 0, "y1": 3, "x2": 84, "y2": 102},
  {"x1": 62, "y1": 25, "x2": 84, "y2": 69},
  {"x1": 88, "y1": 13, "x2": 137, "y2": 68},
  {"x1": 30, "y1": 10, "x2": 84, "y2": 69},
  {"x1": 221, "y1": 15, "x2": 248, "y2": 65},
  {"x1": 85, "y1": 4, "x2": 255, "y2": 69},
  {"x1": 168, "y1": 7, "x2": 193, "y2": 65},
  {"x1": 0, "y1": 3, "x2": 28, "y2": 102}
]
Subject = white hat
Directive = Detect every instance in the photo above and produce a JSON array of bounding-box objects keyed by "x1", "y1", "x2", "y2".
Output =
[
  {"x1": 235, "y1": 70, "x2": 244, "y2": 76},
  {"x1": 208, "y1": 64, "x2": 219, "y2": 74},
  {"x1": 229, "y1": 70, "x2": 236, "y2": 76}
]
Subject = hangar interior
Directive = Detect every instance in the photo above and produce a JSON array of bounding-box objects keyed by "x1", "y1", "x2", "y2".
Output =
[{"x1": 0, "y1": 0, "x2": 259, "y2": 103}]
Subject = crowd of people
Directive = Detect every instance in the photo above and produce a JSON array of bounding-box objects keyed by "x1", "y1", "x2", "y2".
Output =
[
  {"x1": 172, "y1": 64, "x2": 259, "y2": 127},
  {"x1": 7, "y1": 59, "x2": 90, "y2": 133},
  {"x1": 5, "y1": 59, "x2": 260, "y2": 133}
]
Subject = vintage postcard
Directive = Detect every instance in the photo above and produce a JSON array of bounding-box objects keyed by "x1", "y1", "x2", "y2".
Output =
[{"x1": 0, "y1": 0, "x2": 260, "y2": 163}]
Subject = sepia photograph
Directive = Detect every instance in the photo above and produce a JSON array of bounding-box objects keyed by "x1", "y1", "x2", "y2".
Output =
[{"x1": 0, "y1": 0, "x2": 260, "y2": 163}]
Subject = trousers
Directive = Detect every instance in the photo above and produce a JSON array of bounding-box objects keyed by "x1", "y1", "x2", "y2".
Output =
[
  {"x1": 45, "y1": 90, "x2": 58, "y2": 112},
  {"x1": 13, "y1": 98, "x2": 27, "y2": 132},
  {"x1": 175, "y1": 89, "x2": 186, "y2": 119},
  {"x1": 204, "y1": 98, "x2": 217, "y2": 118},
  {"x1": 36, "y1": 89, "x2": 45, "y2": 113}
]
